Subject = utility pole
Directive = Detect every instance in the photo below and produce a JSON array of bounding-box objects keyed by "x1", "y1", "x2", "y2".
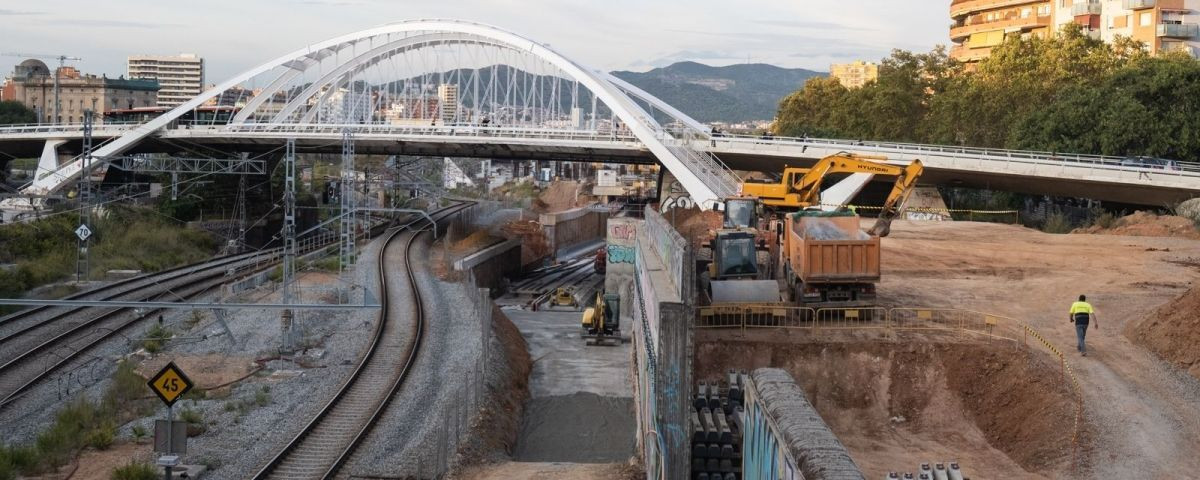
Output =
[
  {"x1": 1, "y1": 53, "x2": 82, "y2": 125},
  {"x1": 75, "y1": 110, "x2": 93, "y2": 282},
  {"x1": 339, "y1": 129, "x2": 356, "y2": 302},
  {"x1": 281, "y1": 139, "x2": 299, "y2": 353}
]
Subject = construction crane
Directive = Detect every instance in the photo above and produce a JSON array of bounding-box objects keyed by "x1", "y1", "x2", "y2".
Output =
[
  {"x1": 740, "y1": 153, "x2": 924, "y2": 237},
  {"x1": 1, "y1": 52, "x2": 83, "y2": 125}
]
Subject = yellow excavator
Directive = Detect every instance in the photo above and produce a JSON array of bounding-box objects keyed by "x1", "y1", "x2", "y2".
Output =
[
  {"x1": 739, "y1": 153, "x2": 924, "y2": 237},
  {"x1": 581, "y1": 292, "x2": 621, "y2": 346}
]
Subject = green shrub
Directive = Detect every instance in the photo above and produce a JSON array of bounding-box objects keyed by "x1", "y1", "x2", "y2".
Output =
[
  {"x1": 1093, "y1": 212, "x2": 1118, "y2": 229},
  {"x1": 111, "y1": 461, "x2": 159, "y2": 480},
  {"x1": 85, "y1": 424, "x2": 115, "y2": 450},
  {"x1": 131, "y1": 425, "x2": 147, "y2": 442},
  {"x1": 179, "y1": 408, "x2": 206, "y2": 436},
  {"x1": 178, "y1": 408, "x2": 203, "y2": 425},
  {"x1": 142, "y1": 324, "x2": 172, "y2": 353},
  {"x1": 0, "y1": 444, "x2": 39, "y2": 478},
  {"x1": 1041, "y1": 211, "x2": 1074, "y2": 234},
  {"x1": 254, "y1": 389, "x2": 271, "y2": 407}
]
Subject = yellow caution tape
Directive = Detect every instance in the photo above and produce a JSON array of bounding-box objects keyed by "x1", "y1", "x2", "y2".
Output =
[{"x1": 812, "y1": 204, "x2": 1019, "y2": 215}]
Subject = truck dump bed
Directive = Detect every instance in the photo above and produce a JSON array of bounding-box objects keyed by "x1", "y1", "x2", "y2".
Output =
[{"x1": 787, "y1": 211, "x2": 880, "y2": 284}]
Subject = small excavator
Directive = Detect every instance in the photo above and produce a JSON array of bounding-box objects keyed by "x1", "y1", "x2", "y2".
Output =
[
  {"x1": 581, "y1": 291, "x2": 621, "y2": 346},
  {"x1": 739, "y1": 152, "x2": 924, "y2": 237}
]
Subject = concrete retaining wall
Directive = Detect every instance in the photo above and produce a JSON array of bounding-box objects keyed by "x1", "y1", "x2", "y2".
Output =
[
  {"x1": 454, "y1": 238, "x2": 522, "y2": 296},
  {"x1": 540, "y1": 206, "x2": 610, "y2": 256},
  {"x1": 630, "y1": 208, "x2": 695, "y2": 480},
  {"x1": 743, "y1": 368, "x2": 863, "y2": 480}
]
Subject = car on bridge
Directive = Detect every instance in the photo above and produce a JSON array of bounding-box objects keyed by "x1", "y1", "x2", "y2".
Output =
[{"x1": 1122, "y1": 156, "x2": 1181, "y2": 171}]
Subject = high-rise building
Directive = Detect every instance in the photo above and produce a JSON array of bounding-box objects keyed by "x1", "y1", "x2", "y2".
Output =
[
  {"x1": 1, "y1": 59, "x2": 159, "y2": 124},
  {"x1": 950, "y1": 0, "x2": 1199, "y2": 64},
  {"x1": 950, "y1": 0, "x2": 1055, "y2": 63},
  {"x1": 830, "y1": 61, "x2": 880, "y2": 88},
  {"x1": 437, "y1": 84, "x2": 458, "y2": 124},
  {"x1": 127, "y1": 54, "x2": 204, "y2": 108},
  {"x1": 1051, "y1": 0, "x2": 1199, "y2": 56}
]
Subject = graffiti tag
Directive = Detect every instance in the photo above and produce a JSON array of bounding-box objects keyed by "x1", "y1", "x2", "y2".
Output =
[{"x1": 606, "y1": 245, "x2": 636, "y2": 265}]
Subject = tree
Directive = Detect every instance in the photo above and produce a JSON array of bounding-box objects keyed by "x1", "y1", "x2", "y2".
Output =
[
  {"x1": 774, "y1": 77, "x2": 848, "y2": 138},
  {"x1": 0, "y1": 101, "x2": 36, "y2": 125}
]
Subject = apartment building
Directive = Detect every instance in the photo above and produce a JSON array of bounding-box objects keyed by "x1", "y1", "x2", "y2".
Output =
[
  {"x1": 830, "y1": 61, "x2": 880, "y2": 88},
  {"x1": 950, "y1": 0, "x2": 1199, "y2": 63},
  {"x1": 127, "y1": 54, "x2": 204, "y2": 108},
  {"x1": 950, "y1": 0, "x2": 1055, "y2": 63}
]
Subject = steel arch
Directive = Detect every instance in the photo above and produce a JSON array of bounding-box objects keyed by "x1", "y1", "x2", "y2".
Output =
[{"x1": 24, "y1": 19, "x2": 734, "y2": 208}]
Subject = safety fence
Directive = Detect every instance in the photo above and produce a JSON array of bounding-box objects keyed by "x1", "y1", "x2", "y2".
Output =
[
  {"x1": 815, "y1": 203, "x2": 1022, "y2": 224},
  {"x1": 697, "y1": 304, "x2": 1085, "y2": 460}
]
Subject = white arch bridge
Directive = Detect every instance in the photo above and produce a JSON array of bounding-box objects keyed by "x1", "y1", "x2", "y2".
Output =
[{"x1": 2, "y1": 19, "x2": 1199, "y2": 211}]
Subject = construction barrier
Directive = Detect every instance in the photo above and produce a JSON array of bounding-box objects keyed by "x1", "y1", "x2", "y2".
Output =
[
  {"x1": 696, "y1": 305, "x2": 1085, "y2": 468},
  {"x1": 813, "y1": 203, "x2": 1022, "y2": 224}
]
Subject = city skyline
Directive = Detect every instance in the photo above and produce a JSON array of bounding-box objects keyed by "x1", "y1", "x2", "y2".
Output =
[{"x1": 1, "y1": 0, "x2": 947, "y2": 82}]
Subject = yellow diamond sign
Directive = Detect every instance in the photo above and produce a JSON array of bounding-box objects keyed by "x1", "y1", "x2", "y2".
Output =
[{"x1": 147, "y1": 361, "x2": 194, "y2": 407}]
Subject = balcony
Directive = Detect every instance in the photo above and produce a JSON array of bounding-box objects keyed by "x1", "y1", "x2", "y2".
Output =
[
  {"x1": 1071, "y1": 2, "x2": 1102, "y2": 15},
  {"x1": 950, "y1": 14, "x2": 1052, "y2": 40},
  {"x1": 950, "y1": 44, "x2": 993, "y2": 62},
  {"x1": 1122, "y1": 0, "x2": 1155, "y2": 9},
  {"x1": 1158, "y1": 23, "x2": 1199, "y2": 38},
  {"x1": 950, "y1": 0, "x2": 1044, "y2": 18}
]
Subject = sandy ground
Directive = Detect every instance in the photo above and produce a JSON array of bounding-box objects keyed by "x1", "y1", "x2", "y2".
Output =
[
  {"x1": 457, "y1": 461, "x2": 638, "y2": 479},
  {"x1": 504, "y1": 309, "x2": 637, "y2": 463},
  {"x1": 878, "y1": 219, "x2": 1200, "y2": 479}
]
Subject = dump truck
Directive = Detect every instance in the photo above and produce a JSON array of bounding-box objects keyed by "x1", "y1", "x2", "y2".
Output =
[{"x1": 779, "y1": 209, "x2": 880, "y2": 306}]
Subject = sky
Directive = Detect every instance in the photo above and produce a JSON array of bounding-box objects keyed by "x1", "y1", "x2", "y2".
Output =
[{"x1": 1, "y1": 1, "x2": 949, "y2": 82}]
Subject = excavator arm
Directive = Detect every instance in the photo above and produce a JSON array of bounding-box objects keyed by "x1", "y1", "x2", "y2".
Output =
[
  {"x1": 866, "y1": 159, "x2": 923, "y2": 237},
  {"x1": 740, "y1": 152, "x2": 924, "y2": 236}
]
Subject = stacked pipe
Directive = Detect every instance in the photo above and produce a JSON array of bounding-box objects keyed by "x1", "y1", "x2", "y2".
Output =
[
  {"x1": 691, "y1": 369, "x2": 747, "y2": 480},
  {"x1": 883, "y1": 461, "x2": 967, "y2": 480}
]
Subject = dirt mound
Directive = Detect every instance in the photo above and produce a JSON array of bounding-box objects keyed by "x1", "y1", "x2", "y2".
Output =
[
  {"x1": 451, "y1": 230, "x2": 503, "y2": 255},
  {"x1": 1126, "y1": 284, "x2": 1200, "y2": 379},
  {"x1": 1074, "y1": 211, "x2": 1200, "y2": 239},
  {"x1": 694, "y1": 339, "x2": 1077, "y2": 478},
  {"x1": 454, "y1": 306, "x2": 533, "y2": 468},
  {"x1": 534, "y1": 180, "x2": 594, "y2": 213},
  {"x1": 500, "y1": 220, "x2": 551, "y2": 267},
  {"x1": 664, "y1": 206, "x2": 723, "y2": 251}
]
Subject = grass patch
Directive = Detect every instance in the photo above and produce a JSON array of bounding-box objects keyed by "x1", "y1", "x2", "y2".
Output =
[
  {"x1": 311, "y1": 257, "x2": 340, "y2": 272},
  {"x1": 111, "y1": 461, "x2": 159, "y2": 480},
  {"x1": 0, "y1": 205, "x2": 217, "y2": 303},
  {"x1": 141, "y1": 324, "x2": 172, "y2": 354},
  {"x1": 0, "y1": 360, "x2": 153, "y2": 475},
  {"x1": 254, "y1": 386, "x2": 271, "y2": 407},
  {"x1": 178, "y1": 408, "x2": 206, "y2": 437},
  {"x1": 1041, "y1": 211, "x2": 1075, "y2": 234}
]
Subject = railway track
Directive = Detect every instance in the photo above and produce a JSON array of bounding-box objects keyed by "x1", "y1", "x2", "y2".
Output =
[
  {"x1": 253, "y1": 203, "x2": 471, "y2": 480},
  {"x1": 0, "y1": 231, "x2": 339, "y2": 409}
]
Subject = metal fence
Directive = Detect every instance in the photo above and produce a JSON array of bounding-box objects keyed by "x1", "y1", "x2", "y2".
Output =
[{"x1": 696, "y1": 304, "x2": 1086, "y2": 466}]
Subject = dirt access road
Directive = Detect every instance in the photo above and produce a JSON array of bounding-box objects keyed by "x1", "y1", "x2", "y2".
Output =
[{"x1": 879, "y1": 219, "x2": 1200, "y2": 478}]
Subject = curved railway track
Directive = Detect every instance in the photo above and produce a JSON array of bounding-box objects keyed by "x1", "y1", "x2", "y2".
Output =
[
  {"x1": 254, "y1": 203, "x2": 470, "y2": 480},
  {"x1": 0, "y1": 231, "x2": 343, "y2": 409}
]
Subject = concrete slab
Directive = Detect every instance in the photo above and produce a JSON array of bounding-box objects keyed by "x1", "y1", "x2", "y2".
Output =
[
  {"x1": 504, "y1": 309, "x2": 631, "y2": 398},
  {"x1": 505, "y1": 307, "x2": 637, "y2": 463}
]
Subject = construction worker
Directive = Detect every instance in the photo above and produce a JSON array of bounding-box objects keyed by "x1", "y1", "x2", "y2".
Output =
[{"x1": 1069, "y1": 294, "x2": 1098, "y2": 356}]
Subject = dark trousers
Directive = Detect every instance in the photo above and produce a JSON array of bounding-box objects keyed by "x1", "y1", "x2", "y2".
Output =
[{"x1": 1075, "y1": 323, "x2": 1089, "y2": 353}]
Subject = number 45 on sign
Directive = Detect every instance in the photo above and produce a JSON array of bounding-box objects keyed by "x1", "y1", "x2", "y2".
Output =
[{"x1": 147, "y1": 362, "x2": 194, "y2": 407}]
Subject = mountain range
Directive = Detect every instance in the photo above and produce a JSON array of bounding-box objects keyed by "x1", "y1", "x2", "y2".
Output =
[{"x1": 611, "y1": 61, "x2": 823, "y2": 124}]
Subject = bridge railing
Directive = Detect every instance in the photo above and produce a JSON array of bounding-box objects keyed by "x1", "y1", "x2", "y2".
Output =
[
  {"x1": 211, "y1": 123, "x2": 644, "y2": 143},
  {"x1": 712, "y1": 133, "x2": 1200, "y2": 176}
]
